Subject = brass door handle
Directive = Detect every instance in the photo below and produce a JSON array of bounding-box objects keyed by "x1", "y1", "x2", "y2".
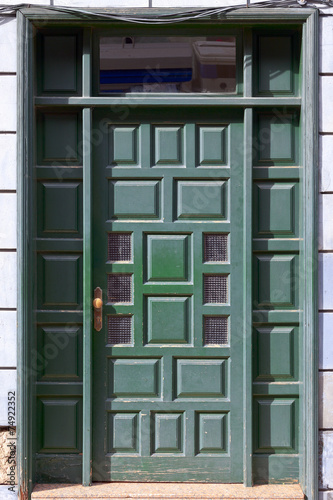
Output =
[
  {"x1": 93, "y1": 287, "x2": 103, "y2": 331},
  {"x1": 93, "y1": 298, "x2": 103, "y2": 309}
]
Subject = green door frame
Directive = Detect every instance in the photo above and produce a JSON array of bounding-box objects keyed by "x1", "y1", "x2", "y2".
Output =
[{"x1": 17, "y1": 7, "x2": 318, "y2": 500}]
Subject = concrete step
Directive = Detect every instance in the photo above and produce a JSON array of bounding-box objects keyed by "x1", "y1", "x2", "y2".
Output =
[{"x1": 32, "y1": 483, "x2": 304, "y2": 500}]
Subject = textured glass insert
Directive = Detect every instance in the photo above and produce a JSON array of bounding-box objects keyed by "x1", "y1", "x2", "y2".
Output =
[
  {"x1": 204, "y1": 316, "x2": 228, "y2": 345},
  {"x1": 204, "y1": 234, "x2": 228, "y2": 262},
  {"x1": 108, "y1": 233, "x2": 132, "y2": 261},
  {"x1": 108, "y1": 274, "x2": 132, "y2": 303},
  {"x1": 204, "y1": 275, "x2": 228, "y2": 304},
  {"x1": 108, "y1": 316, "x2": 132, "y2": 344}
]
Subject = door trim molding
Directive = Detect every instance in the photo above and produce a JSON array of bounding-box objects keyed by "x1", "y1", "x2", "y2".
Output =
[{"x1": 17, "y1": 8, "x2": 318, "y2": 499}]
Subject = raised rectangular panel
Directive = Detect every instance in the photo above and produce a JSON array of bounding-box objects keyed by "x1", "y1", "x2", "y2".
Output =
[
  {"x1": 109, "y1": 126, "x2": 139, "y2": 166},
  {"x1": 319, "y1": 313, "x2": 333, "y2": 370},
  {"x1": 177, "y1": 180, "x2": 227, "y2": 220},
  {"x1": 319, "y1": 194, "x2": 333, "y2": 250},
  {"x1": 319, "y1": 431, "x2": 333, "y2": 489},
  {"x1": 153, "y1": 126, "x2": 184, "y2": 166},
  {"x1": 42, "y1": 35, "x2": 79, "y2": 93},
  {"x1": 255, "y1": 254, "x2": 297, "y2": 308},
  {"x1": 320, "y1": 17, "x2": 333, "y2": 74},
  {"x1": 0, "y1": 252, "x2": 17, "y2": 309},
  {"x1": 319, "y1": 372, "x2": 333, "y2": 429},
  {"x1": 39, "y1": 398, "x2": 81, "y2": 452},
  {"x1": 38, "y1": 113, "x2": 80, "y2": 163},
  {"x1": 109, "y1": 180, "x2": 161, "y2": 220},
  {"x1": 0, "y1": 193, "x2": 17, "y2": 248},
  {"x1": 254, "y1": 398, "x2": 296, "y2": 453},
  {"x1": 0, "y1": 370, "x2": 16, "y2": 426},
  {"x1": 256, "y1": 113, "x2": 296, "y2": 164},
  {"x1": 153, "y1": 413, "x2": 183, "y2": 453},
  {"x1": 146, "y1": 234, "x2": 191, "y2": 282},
  {"x1": 320, "y1": 77, "x2": 333, "y2": 133},
  {"x1": 39, "y1": 182, "x2": 81, "y2": 235},
  {"x1": 258, "y1": 36, "x2": 293, "y2": 94},
  {"x1": 176, "y1": 359, "x2": 226, "y2": 398},
  {"x1": 38, "y1": 326, "x2": 81, "y2": 380},
  {"x1": 320, "y1": 136, "x2": 333, "y2": 192},
  {"x1": 108, "y1": 412, "x2": 139, "y2": 454},
  {"x1": 319, "y1": 253, "x2": 333, "y2": 310},
  {"x1": 0, "y1": 76, "x2": 16, "y2": 132},
  {"x1": 0, "y1": 311, "x2": 17, "y2": 367},
  {"x1": 0, "y1": 134, "x2": 16, "y2": 190},
  {"x1": 254, "y1": 182, "x2": 297, "y2": 237},
  {"x1": 196, "y1": 413, "x2": 228, "y2": 454},
  {"x1": 146, "y1": 296, "x2": 191, "y2": 344},
  {"x1": 0, "y1": 19, "x2": 17, "y2": 73},
  {"x1": 255, "y1": 326, "x2": 296, "y2": 380},
  {"x1": 198, "y1": 126, "x2": 227, "y2": 166},
  {"x1": 39, "y1": 254, "x2": 81, "y2": 307},
  {"x1": 109, "y1": 358, "x2": 161, "y2": 398}
]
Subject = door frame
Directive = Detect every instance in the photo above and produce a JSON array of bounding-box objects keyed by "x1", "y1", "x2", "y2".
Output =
[{"x1": 17, "y1": 7, "x2": 318, "y2": 500}]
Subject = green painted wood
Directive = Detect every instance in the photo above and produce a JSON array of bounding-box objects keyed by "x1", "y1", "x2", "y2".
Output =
[
  {"x1": 18, "y1": 13, "x2": 319, "y2": 497},
  {"x1": 301, "y1": 10, "x2": 319, "y2": 500},
  {"x1": 37, "y1": 33, "x2": 82, "y2": 95},
  {"x1": 243, "y1": 107, "x2": 253, "y2": 486},
  {"x1": 36, "y1": 110, "x2": 82, "y2": 166},
  {"x1": 92, "y1": 107, "x2": 244, "y2": 482},
  {"x1": 82, "y1": 108, "x2": 93, "y2": 486},
  {"x1": 36, "y1": 455, "x2": 82, "y2": 484},
  {"x1": 17, "y1": 11, "x2": 34, "y2": 500},
  {"x1": 254, "y1": 30, "x2": 301, "y2": 97},
  {"x1": 20, "y1": 6, "x2": 316, "y2": 22},
  {"x1": 34, "y1": 96, "x2": 302, "y2": 107},
  {"x1": 252, "y1": 455, "x2": 299, "y2": 484},
  {"x1": 253, "y1": 383, "x2": 300, "y2": 396}
]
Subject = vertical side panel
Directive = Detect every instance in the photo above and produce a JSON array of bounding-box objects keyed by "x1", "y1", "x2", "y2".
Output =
[{"x1": 83, "y1": 107, "x2": 92, "y2": 486}]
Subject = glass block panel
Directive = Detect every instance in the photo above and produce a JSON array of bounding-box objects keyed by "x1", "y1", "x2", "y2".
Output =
[
  {"x1": 204, "y1": 316, "x2": 228, "y2": 345},
  {"x1": 204, "y1": 275, "x2": 228, "y2": 304},
  {"x1": 108, "y1": 274, "x2": 132, "y2": 303},
  {"x1": 204, "y1": 234, "x2": 228, "y2": 262},
  {"x1": 108, "y1": 316, "x2": 132, "y2": 344},
  {"x1": 108, "y1": 233, "x2": 132, "y2": 262},
  {"x1": 100, "y1": 36, "x2": 236, "y2": 94}
]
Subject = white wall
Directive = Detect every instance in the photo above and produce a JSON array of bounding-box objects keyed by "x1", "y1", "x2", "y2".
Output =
[{"x1": 0, "y1": 3, "x2": 332, "y2": 499}]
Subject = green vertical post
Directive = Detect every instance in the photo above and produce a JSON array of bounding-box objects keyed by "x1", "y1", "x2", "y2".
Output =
[
  {"x1": 82, "y1": 27, "x2": 92, "y2": 486},
  {"x1": 243, "y1": 27, "x2": 253, "y2": 487},
  {"x1": 83, "y1": 106, "x2": 92, "y2": 486},
  {"x1": 243, "y1": 107, "x2": 253, "y2": 486},
  {"x1": 17, "y1": 11, "x2": 34, "y2": 500},
  {"x1": 302, "y1": 10, "x2": 318, "y2": 500}
]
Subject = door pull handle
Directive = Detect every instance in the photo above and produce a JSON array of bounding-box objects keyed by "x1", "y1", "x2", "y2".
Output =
[{"x1": 93, "y1": 287, "x2": 103, "y2": 331}]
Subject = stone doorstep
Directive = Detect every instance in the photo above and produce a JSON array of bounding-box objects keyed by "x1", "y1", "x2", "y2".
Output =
[{"x1": 32, "y1": 483, "x2": 304, "y2": 499}]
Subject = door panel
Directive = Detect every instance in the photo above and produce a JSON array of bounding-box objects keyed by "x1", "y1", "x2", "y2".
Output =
[{"x1": 92, "y1": 107, "x2": 244, "y2": 482}]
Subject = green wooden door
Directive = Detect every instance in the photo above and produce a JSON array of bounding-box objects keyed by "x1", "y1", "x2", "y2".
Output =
[{"x1": 92, "y1": 107, "x2": 245, "y2": 482}]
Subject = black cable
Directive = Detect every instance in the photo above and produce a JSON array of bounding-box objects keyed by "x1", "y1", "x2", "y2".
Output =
[{"x1": 0, "y1": 0, "x2": 332, "y2": 23}]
